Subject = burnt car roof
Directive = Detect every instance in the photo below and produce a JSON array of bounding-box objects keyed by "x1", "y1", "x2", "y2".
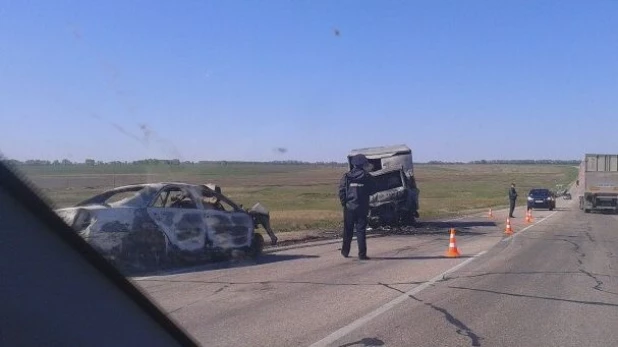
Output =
[
  {"x1": 348, "y1": 144, "x2": 411, "y2": 159},
  {"x1": 73, "y1": 182, "x2": 222, "y2": 208},
  {"x1": 104, "y1": 182, "x2": 209, "y2": 191},
  {"x1": 99, "y1": 182, "x2": 224, "y2": 195}
]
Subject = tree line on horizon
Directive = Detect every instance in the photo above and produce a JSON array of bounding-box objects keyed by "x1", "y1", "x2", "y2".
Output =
[
  {"x1": 428, "y1": 159, "x2": 581, "y2": 165},
  {"x1": 4, "y1": 158, "x2": 581, "y2": 166}
]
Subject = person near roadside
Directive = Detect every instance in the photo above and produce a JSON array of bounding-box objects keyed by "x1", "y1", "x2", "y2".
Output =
[
  {"x1": 338, "y1": 154, "x2": 375, "y2": 260},
  {"x1": 509, "y1": 182, "x2": 518, "y2": 218}
]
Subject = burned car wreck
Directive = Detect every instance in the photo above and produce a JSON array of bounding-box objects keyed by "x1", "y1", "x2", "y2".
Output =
[
  {"x1": 55, "y1": 182, "x2": 276, "y2": 271},
  {"x1": 348, "y1": 145, "x2": 420, "y2": 228},
  {"x1": 367, "y1": 167, "x2": 419, "y2": 228}
]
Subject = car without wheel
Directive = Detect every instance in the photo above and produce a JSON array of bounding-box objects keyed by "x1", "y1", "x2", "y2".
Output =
[{"x1": 54, "y1": 182, "x2": 272, "y2": 271}]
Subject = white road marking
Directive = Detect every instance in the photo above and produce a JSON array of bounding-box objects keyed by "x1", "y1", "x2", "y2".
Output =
[
  {"x1": 309, "y1": 210, "x2": 562, "y2": 346},
  {"x1": 501, "y1": 210, "x2": 558, "y2": 242},
  {"x1": 307, "y1": 251, "x2": 487, "y2": 347}
]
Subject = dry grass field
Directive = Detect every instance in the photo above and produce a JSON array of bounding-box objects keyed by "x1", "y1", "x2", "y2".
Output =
[{"x1": 15, "y1": 163, "x2": 578, "y2": 232}]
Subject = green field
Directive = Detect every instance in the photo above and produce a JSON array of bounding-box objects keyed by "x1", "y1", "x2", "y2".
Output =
[{"x1": 16, "y1": 163, "x2": 578, "y2": 232}]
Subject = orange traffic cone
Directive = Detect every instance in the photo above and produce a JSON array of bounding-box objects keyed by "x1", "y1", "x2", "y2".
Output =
[
  {"x1": 525, "y1": 209, "x2": 533, "y2": 223},
  {"x1": 445, "y1": 228, "x2": 461, "y2": 257},
  {"x1": 505, "y1": 217, "x2": 513, "y2": 235},
  {"x1": 488, "y1": 208, "x2": 494, "y2": 218}
]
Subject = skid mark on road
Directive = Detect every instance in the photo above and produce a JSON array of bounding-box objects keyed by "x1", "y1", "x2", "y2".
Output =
[
  {"x1": 434, "y1": 270, "x2": 606, "y2": 283},
  {"x1": 562, "y1": 239, "x2": 586, "y2": 260},
  {"x1": 579, "y1": 269, "x2": 605, "y2": 291},
  {"x1": 168, "y1": 298, "x2": 204, "y2": 315},
  {"x1": 424, "y1": 302, "x2": 482, "y2": 347},
  {"x1": 308, "y1": 251, "x2": 486, "y2": 347},
  {"x1": 448, "y1": 286, "x2": 618, "y2": 308},
  {"x1": 572, "y1": 245, "x2": 618, "y2": 296},
  {"x1": 338, "y1": 337, "x2": 386, "y2": 347},
  {"x1": 214, "y1": 285, "x2": 229, "y2": 294},
  {"x1": 554, "y1": 219, "x2": 618, "y2": 296},
  {"x1": 584, "y1": 227, "x2": 596, "y2": 242},
  {"x1": 378, "y1": 282, "x2": 482, "y2": 346}
]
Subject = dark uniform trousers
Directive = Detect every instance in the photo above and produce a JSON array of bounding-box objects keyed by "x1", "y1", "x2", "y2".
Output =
[
  {"x1": 341, "y1": 208, "x2": 368, "y2": 257},
  {"x1": 509, "y1": 199, "x2": 516, "y2": 217}
]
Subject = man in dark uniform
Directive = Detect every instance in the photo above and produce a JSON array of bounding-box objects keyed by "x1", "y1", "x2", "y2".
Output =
[
  {"x1": 509, "y1": 183, "x2": 518, "y2": 218},
  {"x1": 338, "y1": 154, "x2": 375, "y2": 260}
]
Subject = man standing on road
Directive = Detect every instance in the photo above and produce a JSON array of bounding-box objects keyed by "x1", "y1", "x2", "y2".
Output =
[
  {"x1": 338, "y1": 154, "x2": 375, "y2": 260},
  {"x1": 509, "y1": 183, "x2": 518, "y2": 218}
]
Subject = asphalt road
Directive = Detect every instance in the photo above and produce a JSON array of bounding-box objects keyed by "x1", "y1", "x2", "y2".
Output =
[{"x1": 133, "y1": 197, "x2": 618, "y2": 347}]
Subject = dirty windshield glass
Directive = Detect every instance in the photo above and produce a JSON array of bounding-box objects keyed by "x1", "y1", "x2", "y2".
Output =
[
  {"x1": 77, "y1": 185, "x2": 157, "y2": 207},
  {"x1": 2, "y1": 1, "x2": 618, "y2": 347}
]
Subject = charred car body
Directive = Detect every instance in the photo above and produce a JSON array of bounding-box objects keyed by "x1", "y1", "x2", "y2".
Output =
[
  {"x1": 55, "y1": 182, "x2": 275, "y2": 270},
  {"x1": 347, "y1": 145, "x2": 420, "y2": 228}
]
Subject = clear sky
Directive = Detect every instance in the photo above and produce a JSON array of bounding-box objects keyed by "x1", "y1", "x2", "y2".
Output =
[{"x1": 1, "y1": 0, "x2": 617, "y2": 163}]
